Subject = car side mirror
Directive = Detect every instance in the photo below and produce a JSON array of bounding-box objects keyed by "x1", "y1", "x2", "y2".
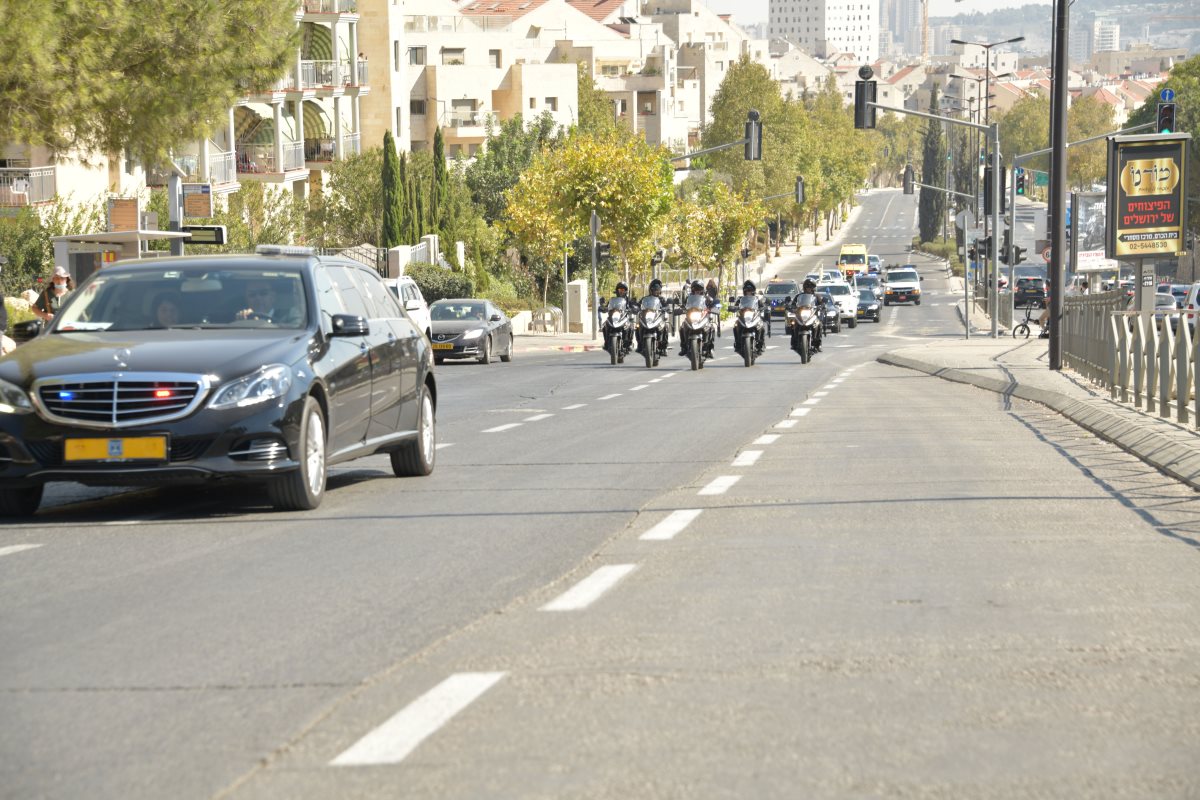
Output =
[
  {"x1": 405, "y1": 300, "x2": 422, "y2": 311},
  {"x1": 919, "y1": 276, "x2": 925, "y2": 282},
  {"x1": 490, "y1": 314, "x2": 503, "y2": 322},
  {"x1": 330, "y1": 313, "x2": 369, "y2": 336}
]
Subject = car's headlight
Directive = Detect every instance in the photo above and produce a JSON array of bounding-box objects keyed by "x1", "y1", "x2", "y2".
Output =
[
  {"x1": 461, "y1": 328, "x2": 484, "y2": 340},
  {"x1": 209, "y1": 364, "x2": 293, "y2": 410},
  {"x1": 0, "y1": 378, "x2": 33, "y2": 415}
]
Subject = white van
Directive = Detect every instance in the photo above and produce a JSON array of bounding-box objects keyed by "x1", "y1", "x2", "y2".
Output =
[{"x1": 384, "y1": 275, "x2": 432, "y2": 340}]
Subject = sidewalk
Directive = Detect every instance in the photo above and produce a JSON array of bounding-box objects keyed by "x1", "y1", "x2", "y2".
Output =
[{"x1": 879, "y1": 334, "x2": 1200, "y2": 493}]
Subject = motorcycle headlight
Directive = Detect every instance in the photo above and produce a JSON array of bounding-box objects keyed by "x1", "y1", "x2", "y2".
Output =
[
  {"x1": 209, "y1": 364, "x2": 293, "y2": 410},
  {"x1": 461, "y1": 328, "x2": 484, "y2": 340},
  {"x1": 0, "y1": 377, "x2": 33, "y2": 415},
  {"x1": 687, "y1": 310, "x2": 703, "y2": 324},
  {"x1": 740, "y1": 308, "x2": 754, "y2": 320},
  {"x1": 799, "y1": 308, "x2": 816, "y2": 323}
]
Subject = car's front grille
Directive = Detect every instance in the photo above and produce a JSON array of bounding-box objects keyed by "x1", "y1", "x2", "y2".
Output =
[
  {"x1": 32, "y1": 372, "x2": 210, "y2": 429},
  {"x1": 26, "y1": 441, "x2": 62, "y2": 466}
]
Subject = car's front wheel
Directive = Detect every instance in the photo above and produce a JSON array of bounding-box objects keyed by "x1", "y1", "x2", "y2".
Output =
[
  {"x1": 478, "y1": 336, "x2": 492, "y2": 365},
  {"x1": 391, "y1": 384, "x2": 436, "y2": 477},
  {"x1": 268, "y1": 396, "x2": 326, "y2": 511},
  {"x1": 0, "y1": 485, "x2": 43, "y2": 517},
  {"x1": 499, "y1": 335, "x2": 513, "y2": 363}
]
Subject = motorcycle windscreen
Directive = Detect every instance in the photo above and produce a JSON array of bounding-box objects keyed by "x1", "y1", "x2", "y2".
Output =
[
  {"x1": 684, "y1": 294, "x2": 708, "y2": 310},
  {"x1": 607, "y1": 297, "x2": 629, "y2": 311},
  {"x1": 794, "y1": 292, "x2": 816, "y2": 308},
  {"x1": 640, "y1": 295, "x2": 663, "y2": 311},
  {"x1": 736, "y1": 296, "x2": 758, "y2": 309}
]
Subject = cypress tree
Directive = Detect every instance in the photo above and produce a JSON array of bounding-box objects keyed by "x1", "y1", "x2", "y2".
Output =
[
  {"x1": 918, "y1": 84, "x2": 947, "y2": 244},
  {"x1": 380, "y1": 131, "x2": 403, "y2": 248}
]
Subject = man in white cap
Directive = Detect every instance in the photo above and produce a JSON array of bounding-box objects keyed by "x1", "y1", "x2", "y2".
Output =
[{"x1": 33, "y1": 266, "x2": 73, "y2": 322}]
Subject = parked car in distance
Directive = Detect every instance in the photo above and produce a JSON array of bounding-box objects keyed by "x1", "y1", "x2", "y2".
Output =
[
  {"x1": 0, "y1": 247, "x2": 438, "y2": 516},
  {"x1": 1014, "y1": 276, "x2": 1048, "y2": 308},
  {"x1": 856, "y1": 288, "x2": 881, "y2": 322},
  {"x1": 384, "y1": 276, "x2": 431, "y2": 339},
  {"x1": 429, "y1": 299, "x2": 513, "y2": 364}
]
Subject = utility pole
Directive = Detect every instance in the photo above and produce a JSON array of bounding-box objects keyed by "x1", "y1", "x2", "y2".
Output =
[
  {"x1": 590, "y1": 210, "x2": 600, "y2": 342},
  {"x1": 1048, "y1": 0, "x2": 1069, "y2": 369}
]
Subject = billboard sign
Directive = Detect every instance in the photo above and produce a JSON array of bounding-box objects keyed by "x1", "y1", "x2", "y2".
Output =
[
  {"x1": 1106, "y1": 133, "x2": 1190, "y2": 259},
  {"x1": 1071, "y1": 192, "x2": 1119, "y2": 273},
  {"x1": 182, "y1": 183, "x2": 213, "y2": 218}
]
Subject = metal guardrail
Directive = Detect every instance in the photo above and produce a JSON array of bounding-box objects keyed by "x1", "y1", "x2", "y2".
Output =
[{"x1": 1062, "y1": 292, "x2": 1200, "y2": 424}]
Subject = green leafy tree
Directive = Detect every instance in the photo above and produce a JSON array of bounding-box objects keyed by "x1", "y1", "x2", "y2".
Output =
[
  {"x1": 310, "y1": 147, "x2": 383, "y2": 248},
  {"x1": 665, "y1": 176, "x2": 765, "y2": 289},
  {"x1": 0, "y1": 197, "x2": 105, "y2": 290},
  {"x1": 1066, "y1": 96, "x2": 1114, "y2": 191},
  {"x1": 997, "y1": 92, "x2": 1051, "y2": 173},
  {"x1": 464, "y1": 112, "x2": 561, "y2": 224},
  {"x1": 575, "y1": 62, "x2": 619, "y2": 137},
  {"x1": 381, "y1": 131, "x2": 404, "y2": 249},
  {"x1": 1127, "y1": 53, "x2": 1200, "y2": 231},
  {"x1": 431, "y1": 128, "x2": 452, "y2": 249},
  {"x1": 704, "y1": 56, "x2": 785, "y2": 198},
  {"x1": 0, "y1": 0, "x2": 299, "y2": 163},
  {"x1": 918, "y1": 85, "x2": 948, "y2": 243}
]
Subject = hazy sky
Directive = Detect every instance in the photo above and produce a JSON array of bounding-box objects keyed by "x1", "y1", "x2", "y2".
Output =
[{"x1": 705, "y1": 0, "x2": 1049, "y2": 28}]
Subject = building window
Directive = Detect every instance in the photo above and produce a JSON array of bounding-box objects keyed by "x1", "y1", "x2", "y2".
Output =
[
  {"x1": 544, "y1": 97, "x2": 558, "y2": 111},
  {"x1": 408, "y1": 46, "x2": 426, "y2": 66},
  {"x1": 529, "y1": 97, "x2": 536, "y2": 109},
  {"x1": 601, "y1": 64, "x2": 619, "y2": 76},
  {"x1": 410, "y1": 99, "x2": 427, "y2": 115},
  {"x1": 442, "y1": 48, "x2": 465, "y2": 65},
  {"x1": 489, "y1": 49, "x2": 502, "y2": 68},
  {"x1": 394, "y1": 41, "x2": 401, "y2": 71},
  {"x1": 396, "y1": 107, "x2": 403, "y2": 132}
]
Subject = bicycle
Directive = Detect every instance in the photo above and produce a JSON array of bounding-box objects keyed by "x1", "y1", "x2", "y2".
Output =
[{"x1": 1012, "y1": 302, "x2": 1043, "y2": 338}]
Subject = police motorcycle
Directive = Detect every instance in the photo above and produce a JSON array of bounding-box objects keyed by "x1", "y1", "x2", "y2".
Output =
[
  {"x1": 677, "y1": 288, "x2": 717, "y2": 371},
  {"x1": 602, "y1": 295, "x2": 636, "y2": 364},
  {"x1": 635, "y1": 294, "x2": 669, "y2": 368},
  {"x1": 732, "y1": 294, "x2": 766, "y2": 367},
  {"x1": 787, "y1": 291, "x2": 822, "y2": 364}
]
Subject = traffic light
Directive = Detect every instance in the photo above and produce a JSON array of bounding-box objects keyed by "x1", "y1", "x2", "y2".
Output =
[
  {"x1": 1157, "y1": 102, "x2": 1177, "y2": 134},
  {"x1": 1015, "y1": 169, "x2": 1026, "y2": 196},
  {"x1": 795, "y1": 176, "x2": 805, "y2": 204},
  {"x1": 854, "y1": 80, "x2": 877, "y2": 129},
  {"x1": 1013, "y1": 245, "x2": 1027, "y2": 265},
  {"x1": 902, "y1": 164, "x2": 914, "y2": 195},
  {"x1": 968, "y1": 244, "x2": 978, "y2": 262},
  {"x1": 983, "y1": 166, "x2": 1007, "y2": 216},
  {"x1": 979, "y1": 235, "x2": 992, "y2": 261},
  {"x1": 744, "y1": 110, "x2": 762, "y2": 160},
  {"x1": 596, "y1": 241, "x2": 611, "y2": 258},
  {"x1": 1000, "y1": 229, "x2": 1011, "y2": 264}
]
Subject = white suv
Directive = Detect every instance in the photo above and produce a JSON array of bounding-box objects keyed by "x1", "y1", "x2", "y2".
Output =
[
  {"x1": 818, "y1": 281, "x2": 860, "y2": 328},
  {"x1": 883, "y1": 268, "x2": 922, "y2": 306},
  {"x1": 384, "y1": 276, "x2": 432, "y2": 340}
]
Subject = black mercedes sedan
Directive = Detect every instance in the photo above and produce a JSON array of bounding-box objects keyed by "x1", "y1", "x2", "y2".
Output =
[
  {"x1": 0, "y1": 247, "x2": 437, "y2": 516},
  {"x1": 428, "y1": 299, "x2": 513, "y2": 364}
]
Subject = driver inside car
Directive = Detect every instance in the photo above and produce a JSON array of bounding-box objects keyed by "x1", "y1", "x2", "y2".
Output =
[{"x1": 235, "y1": 280, "x2": 302, "y2": 325}]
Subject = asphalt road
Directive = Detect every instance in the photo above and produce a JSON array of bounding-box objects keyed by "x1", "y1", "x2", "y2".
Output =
[{"x1": 3, "y1": 189, "x2": 1198, "y2": 799}]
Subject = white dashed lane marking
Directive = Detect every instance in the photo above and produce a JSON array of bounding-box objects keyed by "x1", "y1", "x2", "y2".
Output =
[
  {"x1": 562, "y1": 404, "x2": 586, "y2": 410},
  {"x1": 732, "y1": 450, "x2": 762, "y2": 467},
  {"x1": 523, "y1": 414, "x2": 553, "y2": 422},
  {"x1": 483, "y1": 423, "x2": 522, "y2": 433},
  {"x1": 541, "y1": 564, "x2": 639, "y2": 611},
  {"x1": 0, "y1": 544, "x2": 43, "y2": 559},
  {"x1": 640, "y1": 509, "x2": 703, "y2": 541},
  {"x1": 598, "y1": 394, "x2": 622, "y2": 400},
  {"x1": 699, "y1": 475, "x2": 741, "y2": 496},
  {"x1": 775, "y1": 419, "x2": 798, "y2": 429},
  {"x1": 330, "y1": 672, "x2": 507, "y2": 767},
  {"x1": 753, "y1": 434, "x2": 780, "y2": 445},
  {"x1": 791, "y1": 407, "x2": 812, "y2": 417},
  {"x1": 629, "y1": 385, "x2": 649, "y2": 391},
  {"x1": 802, "y1": 398, "x2": 820, "y2": 406}
]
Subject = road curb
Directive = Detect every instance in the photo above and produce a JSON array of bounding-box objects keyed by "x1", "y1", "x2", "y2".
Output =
[{"x1": 878, "y1": 351, "x2": 1200, "y2": 492}]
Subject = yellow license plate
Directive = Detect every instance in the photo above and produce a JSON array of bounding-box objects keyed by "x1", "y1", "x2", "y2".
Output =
[
  {"x1": 64, "y1": 436, "x2": 168, "y2": 462},
  {"x1": 431, "y1": 343, "x2": 454, "y2": 350}
]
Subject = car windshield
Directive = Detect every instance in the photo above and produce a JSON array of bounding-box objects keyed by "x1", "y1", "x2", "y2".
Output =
[
  {"x1": 841, "y1": 254, "x2": 866, "y2": 265},
  {"x1": 888, "y1": 271, "x2": 918, "y2": 282},
  {"x1": 822, "y1": 284, "x2": 850, "y2": 295},
  {"x1": 1156, "y1": 294, "x2": 1177, "y2": 308},
  {"x1": 857, "y1": 276, "x2": 878, "y2": 287},
  {"x1": 52, "y1": 267, "x2": 308, "y2": 332},
  {"x1": 432, "y1": 302, "x2": 487, "y2": 321},
  {"x1": 858, "y1": 290, "x2": 876, "y2": 302},
  {"x1": 766, "y1": 282, "x2": 797, "y2": 296}
]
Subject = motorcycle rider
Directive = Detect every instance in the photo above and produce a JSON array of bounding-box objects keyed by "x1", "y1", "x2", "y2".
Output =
[
  {"x1": 799, "y1": 277, "x2": 824, "y2": 353},
  {"x1": 611, "y1": 281, "x2": 636, "y2": 352},
  {"x1": 679, "y1": 279, "x2": 715, "y2": 357},
  {"x1": 638, "y1": 278, "x2": 669, "y2": 354},
  {"x1": 742, "y1": 280, "x2": 766, "y2": 353}
]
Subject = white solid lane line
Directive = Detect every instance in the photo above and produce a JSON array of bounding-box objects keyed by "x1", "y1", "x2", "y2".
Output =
[
  {"x1": 523, "y1": 413, "x2": 554, "y2": 422},
  {"x1": 330, "y1": 672, "x2": 507, "y2": 767},
  {"x1": 0, "y1": 544, "x2": 43, "y2": 559},
  {"x1": 790, "y1": 407, "x2": 812, "y2": 417},
  {"x1": 699, "y1": 475, "x2": 741, "y2": 496},
  {"x1": 753, "y1": 434, "x2": 780, "y2": 445},
  {"x1": 640, "y1": 509, "x2": 703, "y2": 541},
  {"x1": 483, "y1": 423, "x2": 522, "y2": 433},
  {"x1": 629, "y1": 385, "x2": 649, "y2": 391},
  {"x1": 775, "y1": 419, "x2": 798, "y2": 429},
  {"x1": 541, "y1": 564, "x2": 639, "y2": 611},
  {"x1": 562, "y1": 404, "x2": 586, "y2": 410},
  {"x1": 732, "y1": 450, "x2": 762, "y2": 467},
  {"x1": 598, "y1": 393, "x2": 621, "y2": 400}
]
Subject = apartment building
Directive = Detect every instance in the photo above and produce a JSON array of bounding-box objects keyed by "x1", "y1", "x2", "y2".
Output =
[{"x1": 766, "y1": 0, "x2": 878, "y2": 63}]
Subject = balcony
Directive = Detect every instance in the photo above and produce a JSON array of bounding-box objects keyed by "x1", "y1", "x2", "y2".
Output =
[
  {"x1": 302, "y1": 0, "x2": 357, "y2": 14},
  {"x1": 300, "y1": 59, "x2": 368, "y2": 90},
  {"x1": 343, "y1": 131, "x2": 360, "y2": 155},
  {"x1": 238, "y1": 74, "x2": 298, "y2": 97},
  {"x1": 305, "y1": 132, "x2": 361, "y2": 164},
  {"x1": 0, "y1": 166, "x2": 56, "y2": 206},
  {"x1": 237, "y1": 142, "x2": 305, "y2": 175},
  {"x1": 441, "y1": 110, "x2": 498, "y2": 130},
  {"x1": 404, "y1": 15, "x2": 511, "y2": 34}
]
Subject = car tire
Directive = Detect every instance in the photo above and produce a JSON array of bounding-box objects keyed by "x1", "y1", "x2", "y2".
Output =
[
  {"x1": 268, "y1": 396, "x2": 326, "y2": 511},
  {"x1": 434, "y1": 356, "x2": 445, "y2": 365},
  {"x1": 849, "y1": 317, "x2": 857, "y2": 329},
  {"x1": 0, "y1": 485, "x2": 43, "y2": 517},
  {"x1": 391, "y1": 384, "x2": 436, "y2": 477},
  {"x1": 884, "y1": 298, "x2": 890, "y2": 306},
  {"x1": 478, "y1": 336, "x2": 492, "y2": 364},
  {"x1": 499, "y1": 335, "x2": 513, "y2": 363},
  {"x1": 915, "y1": 299, "x2": 921, "y2": 306},
  {"x1": 834, "y1": 317, "x2": 841, "y2": 334}
]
